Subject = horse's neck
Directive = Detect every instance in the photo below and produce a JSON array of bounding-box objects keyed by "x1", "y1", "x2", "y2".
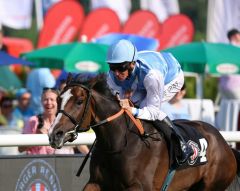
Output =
[{"x1": 92, "y1": 92, "x2": 129, "y2": 151}]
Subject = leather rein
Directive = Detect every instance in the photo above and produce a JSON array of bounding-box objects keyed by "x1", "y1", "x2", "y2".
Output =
[{"x1": 57, "y1": 83, "x2": 145, "y2": 140}]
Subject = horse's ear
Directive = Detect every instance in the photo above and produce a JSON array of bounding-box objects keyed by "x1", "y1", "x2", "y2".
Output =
[
  {"x1": 83, "y1": 73, "x2": 100, "y2": 89},
  {"x1": 88, "y1": 73, "x2": 106, "y2": 89},
  {"x1": 88, "y1": 77, "x2": 98, "y2": 89},
  {"x1": 66, "y1": 73, "x2": 73, "y2": 85}
]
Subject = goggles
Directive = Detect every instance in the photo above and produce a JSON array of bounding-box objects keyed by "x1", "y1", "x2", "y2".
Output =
[{"x1": 109, "y1": 62, "x2": 130, "y2": 72}]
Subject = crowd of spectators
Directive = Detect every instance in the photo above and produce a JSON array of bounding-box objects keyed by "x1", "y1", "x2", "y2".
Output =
[{"x1": 0, "y1": 70, "x2": 90, "y2": 155}]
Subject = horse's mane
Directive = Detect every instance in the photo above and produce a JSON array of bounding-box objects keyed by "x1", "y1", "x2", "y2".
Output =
[{"x1": 69, "y1": 73, "x2": 115, "y2": 98}]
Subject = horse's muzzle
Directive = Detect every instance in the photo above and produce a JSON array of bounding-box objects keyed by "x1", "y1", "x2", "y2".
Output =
[{"x1": 49, "y1": 130, "x2": 65, "y2": 149}]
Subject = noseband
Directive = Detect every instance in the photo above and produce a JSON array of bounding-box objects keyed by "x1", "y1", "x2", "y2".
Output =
[{"x1": 58, "y1": 83, "x2": 92, "y2": 140}]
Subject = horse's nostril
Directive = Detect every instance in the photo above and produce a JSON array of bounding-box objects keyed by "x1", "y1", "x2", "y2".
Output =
[{"x1": 56, "y1": 131, "x2": 64, "y2": 138}]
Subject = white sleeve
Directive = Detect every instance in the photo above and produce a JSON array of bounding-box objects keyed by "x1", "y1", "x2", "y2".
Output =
[
  {"x1": 132, "y1": 70, "x2": 167, "y2": 121},
  {"x1": 107, "y1": 73, "x2": 125, "y2": 98}
]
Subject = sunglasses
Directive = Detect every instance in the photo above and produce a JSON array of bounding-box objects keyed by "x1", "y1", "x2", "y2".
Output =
[
  {"x1": 43, "y1": 87, "x2": 60, "y2": 94},
  {"x1": 43, "y1": 87, "x2": 57, "y2": 91},
  {"x1": 109, "y1": 62, "x2": 130, "y2": 72}
]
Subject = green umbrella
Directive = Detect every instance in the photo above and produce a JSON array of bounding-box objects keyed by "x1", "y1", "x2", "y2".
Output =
[
  {"x1": 21, "y1": 42, "x2": 109, "y2": 73},
  {"x1": 163, "y1": 42, "x2": 240, "y2": 75}
]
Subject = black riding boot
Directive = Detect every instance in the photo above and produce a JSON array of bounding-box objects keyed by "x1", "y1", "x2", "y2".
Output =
[{"x1": 153, "y1": 117, "x2": 193, "y2": 165}]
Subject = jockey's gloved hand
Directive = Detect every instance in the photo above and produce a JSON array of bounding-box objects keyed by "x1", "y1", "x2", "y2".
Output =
[
  {"x1": 119, "y1": 99, "x2": 130, "y2": 108},
  {"x1": 119, "y1": 99, "x2": 136, "y2": 115}
]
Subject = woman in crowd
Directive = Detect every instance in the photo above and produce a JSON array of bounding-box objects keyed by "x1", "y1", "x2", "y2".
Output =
[{"x1": 18, "y1": 87, "x2": 89, "y2": 155}]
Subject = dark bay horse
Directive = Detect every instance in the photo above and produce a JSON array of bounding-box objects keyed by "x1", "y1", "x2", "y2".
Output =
[{"x1": 49, "y1": 74, "x2": 240, "y2": 191}]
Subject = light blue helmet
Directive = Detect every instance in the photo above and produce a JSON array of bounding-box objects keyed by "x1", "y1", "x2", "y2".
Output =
[{"x1": 107, "y1": 39, "x2": 138, "y2": 64}]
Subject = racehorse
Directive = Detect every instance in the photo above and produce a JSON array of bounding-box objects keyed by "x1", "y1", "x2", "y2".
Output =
[{"x1": 49, "y1": 74, "x2": 240, "y2": 191}]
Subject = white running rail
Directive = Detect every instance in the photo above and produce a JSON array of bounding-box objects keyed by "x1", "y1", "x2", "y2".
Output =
[
  {"x1": 0, "y1": 131, "x2": 239, "y2": 147},
  {"x1": 0, "y1": 133, "x2": 96, "y2": 147}
]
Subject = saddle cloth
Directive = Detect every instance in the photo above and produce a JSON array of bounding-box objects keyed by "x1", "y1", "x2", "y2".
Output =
[{"x1": 168, "y1": 119, "x2": 208, "y2": 169}]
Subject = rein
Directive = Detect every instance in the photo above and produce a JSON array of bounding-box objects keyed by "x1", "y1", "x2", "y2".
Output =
[
  {"x1": 90, "y1": 108, "x2": 144, "y2": 135},
  {"x1": 59, "y1": 83, "x2": 145, "y2": 139}
]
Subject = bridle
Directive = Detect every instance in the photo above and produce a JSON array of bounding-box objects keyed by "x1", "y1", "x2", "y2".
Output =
[
  {"x1": 56, "y1": 83, "x2": 145, "y2": 141},
  {"x1": 58, "y1": 83, "x2": 92, "y2": 140}
]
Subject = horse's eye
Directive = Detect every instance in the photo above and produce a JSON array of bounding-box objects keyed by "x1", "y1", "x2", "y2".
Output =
[{"x1": 76, "y1": 100, "x2": 83, "y2": 105}]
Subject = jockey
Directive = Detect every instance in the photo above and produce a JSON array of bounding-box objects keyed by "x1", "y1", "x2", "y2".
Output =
[{"x1": 106, "y1": 39, "x2": 193, "y2": 164}]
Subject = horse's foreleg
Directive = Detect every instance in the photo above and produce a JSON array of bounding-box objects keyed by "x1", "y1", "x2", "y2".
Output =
[{"x1": 83, "y1": 183, "x2": 101, "y2": 191}]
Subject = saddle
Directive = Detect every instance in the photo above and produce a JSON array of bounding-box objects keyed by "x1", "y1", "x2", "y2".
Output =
[{"x1": 161, "y1": 119, "x2": 208, "y2": 169}]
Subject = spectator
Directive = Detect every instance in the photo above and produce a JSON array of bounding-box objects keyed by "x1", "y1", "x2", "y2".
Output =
[
  {"x1": 0, "y1": 87, "x2": 6, "y2": 103},
  {"x1": 161, "y1": 83, "x2": 191, "y2": 120},
  {"x1": 12, "y1": 88, "x2": 34, "y2": 129},
  {"x1": 26, "y1": 68, "x2": 56, "y2": 115},
  {"x1": 18, "y1": 87, "x2": 89, "y2": 155},
  {"x1": 227, "y1": 28, "x2": 240, "y2": 46},
  {"x1": 0, "y1": 88, "x2": 7, "y2": 126},
  {"x1": 0, "y1": 98, "x2": 8, "y2": 126},
  {"x1": 0, "y1": 96, "x2": 21, "y2": 129},
  {"x1": 218, "y1": 28, "x2": 240, "y2": 100},
  {"x1": 18, "y1": 87, "x2": 60, "y2": 154}
]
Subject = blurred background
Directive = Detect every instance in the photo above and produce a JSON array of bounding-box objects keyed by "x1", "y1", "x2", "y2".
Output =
[{"x1": 0, "y1": 0, "x2": 220, "y2": 100}]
